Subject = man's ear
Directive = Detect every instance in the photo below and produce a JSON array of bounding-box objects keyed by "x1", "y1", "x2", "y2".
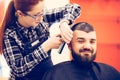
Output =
[{"x1": 67, "y1": 42, "x2": 72, "y2": 50}]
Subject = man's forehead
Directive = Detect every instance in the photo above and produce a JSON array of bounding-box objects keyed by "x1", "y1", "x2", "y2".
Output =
[{"x1": 73, "y1": 30, "x2": 96, "y2": 39}]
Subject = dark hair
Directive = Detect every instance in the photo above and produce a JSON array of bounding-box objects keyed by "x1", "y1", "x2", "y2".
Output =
[
  {"x1": 0, "y1": 0, "x2": 43, "y2": 53},
  {"x1": 71, "y1": 22, "x2": 95, "y2": 33}
]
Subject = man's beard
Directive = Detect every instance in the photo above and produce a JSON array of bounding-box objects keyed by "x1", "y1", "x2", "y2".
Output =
[{"x1": 71, "y1": 48, "x2": 96, "y2": 66}]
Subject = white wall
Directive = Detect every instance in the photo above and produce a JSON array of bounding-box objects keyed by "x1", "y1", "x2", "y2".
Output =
[
  {"x1": 0, "y1": 54, "x2": 10, "y2": 77},
  {"x1": 45, "y1": 0, "x2": 69, "y2": 9}
]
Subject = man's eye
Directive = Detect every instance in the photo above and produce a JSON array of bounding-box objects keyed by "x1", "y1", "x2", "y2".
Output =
[
  {"x1": 90, "y1": 40, "x2": 95, "y2": 44},
  {"x1": 78, "y1": 40, "x2": 84, "y2": 43}
]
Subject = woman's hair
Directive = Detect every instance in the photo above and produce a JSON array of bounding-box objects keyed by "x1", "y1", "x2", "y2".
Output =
[{"x1": 0, "y1": 0, "x2": 43, "y2": 53}]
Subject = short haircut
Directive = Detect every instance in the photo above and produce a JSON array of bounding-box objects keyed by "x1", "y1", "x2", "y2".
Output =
[{"x1": 71, "y1": 22, "x2": 95, "y2": 33}]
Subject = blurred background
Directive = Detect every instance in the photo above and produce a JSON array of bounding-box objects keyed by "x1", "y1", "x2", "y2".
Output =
[{"x1": 0, "y1": 0, "x2": 120, "y2": 79}]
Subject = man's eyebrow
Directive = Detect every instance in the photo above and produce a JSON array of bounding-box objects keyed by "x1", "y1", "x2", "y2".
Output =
[
  {"x1": 91, "y1": 39, "x2": 96, "y2": 41},
  {"x1": 77, "y1": 38, "x2": 84, "y2": 40}
]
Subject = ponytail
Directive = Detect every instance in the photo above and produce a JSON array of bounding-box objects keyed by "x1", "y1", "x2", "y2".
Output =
[{"x1": 0, "y1": 0, "x2": 16, "y2": 53}]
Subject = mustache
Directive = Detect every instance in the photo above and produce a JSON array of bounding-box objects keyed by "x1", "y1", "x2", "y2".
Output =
[{"x1": 79, "y1": 48, "x2": 93, "y2": 53}]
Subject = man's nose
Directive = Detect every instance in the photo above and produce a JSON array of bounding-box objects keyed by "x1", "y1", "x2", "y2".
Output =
[{"x1": 83, "y1": 42, "x2": 91, "y2": 49}]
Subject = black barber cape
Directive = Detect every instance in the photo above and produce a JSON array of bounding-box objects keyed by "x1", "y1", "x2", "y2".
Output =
[{"x1": 42, "y1": 61, "x2": 120, "y2": 80}]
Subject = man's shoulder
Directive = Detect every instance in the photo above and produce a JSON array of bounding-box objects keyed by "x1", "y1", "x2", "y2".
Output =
[
  {"x1": 94, "y1": 62, "x2": 115, "y2": 68},
  {"x1": 42, "y1": 61, "x2": 72, "y2": 80},
  {"x1": 44, "y1": 61, "x2": 73, "y2": 74},
  {"x1": 52, "y1": 61, "x2": 72, "y2": 69},
  {"x1": 93, "y1": 62, "x2": 120, "y2": 73}
]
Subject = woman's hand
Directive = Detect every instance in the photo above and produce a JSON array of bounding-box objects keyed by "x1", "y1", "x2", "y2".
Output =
[
  {"x1": 59, "y1": 20, "x2": 73, "y2": 43},
  {"x1": 41, "y1": 34, "x2": 63, "y2": 52}
]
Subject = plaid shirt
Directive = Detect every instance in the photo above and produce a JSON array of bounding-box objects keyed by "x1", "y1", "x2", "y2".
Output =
[{"x1": 3, "y1": 4, "x2": 81, "y2": 80}]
